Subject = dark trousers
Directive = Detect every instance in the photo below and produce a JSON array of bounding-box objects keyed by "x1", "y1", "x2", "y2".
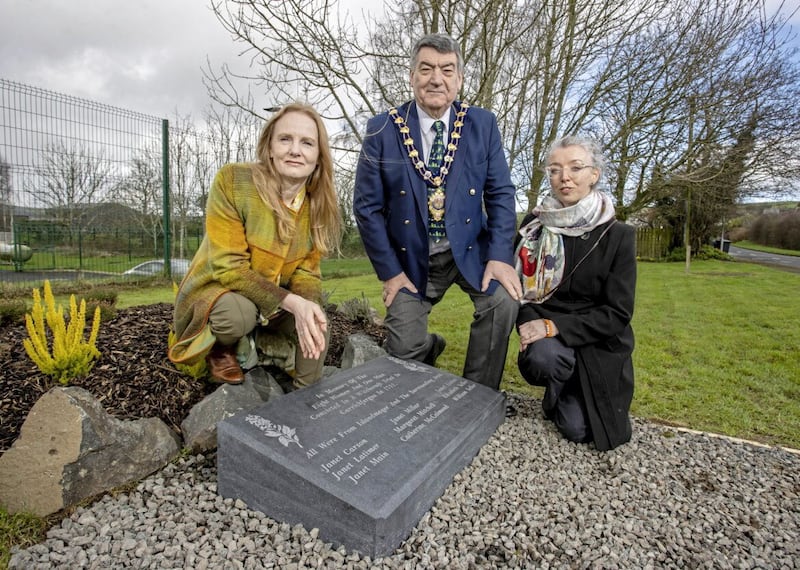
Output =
[
  {"x1": 518, "y1": 337, "x2": 592, "y2": 443},
  {"x1": 384, "y1": 250, "x2": 518, "y2": 390},
  {"x1": 208, "y1": 291, "x2": 327, "y2": 387}
]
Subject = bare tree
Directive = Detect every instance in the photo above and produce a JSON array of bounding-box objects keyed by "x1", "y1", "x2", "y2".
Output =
[
  {"x1": 593, "y1": 0, "x2": 800, "y2": 258},
  {"x1": 595, "y1": 0, "x2": 800, "y2": 216},
  {"x1": 201, "y1": 102, "x2": 261, "y2": 210},
  {"x1": 189, "y1": 138, "x2": 214, "y2": 224},
  {"x1": 112, "y1": 146, "x2": 163, "y2": 255},
  {"x1": 169, "y1": 112, "x2": 208, "y2": 259},
  {"x1": 204, "y1": 0, "x2": 800, "y2": 226},
  {"x1": 205, "y1": 0, "x2": 380, "y2": 138},
  {"x1": 205, "y1": 0, "x2": 670, "y2": 207},
  {"x1": 26, "y1": 142, "x2": 112, "y2": 242},
  {"x1": 204, "y1": 100, "x2": 261, "y2": 168}
]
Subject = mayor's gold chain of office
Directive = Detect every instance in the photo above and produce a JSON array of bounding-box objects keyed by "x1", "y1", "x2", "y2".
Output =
[{"x1": 388, "y1": 102, "x2": 469, "y2": 188}]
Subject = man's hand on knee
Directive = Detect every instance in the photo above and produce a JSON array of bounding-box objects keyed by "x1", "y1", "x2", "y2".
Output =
[
  {"x1": 382, "y1": 272, "x2": 417, "y2": 307},
  {"x1": 482, "y1": 260, "x2": 522, "y2": 300}
]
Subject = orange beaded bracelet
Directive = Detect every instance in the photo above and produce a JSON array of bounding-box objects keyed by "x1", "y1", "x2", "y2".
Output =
[{"x1": 543, "y1": 319, "x2": 555, "y2": 338}]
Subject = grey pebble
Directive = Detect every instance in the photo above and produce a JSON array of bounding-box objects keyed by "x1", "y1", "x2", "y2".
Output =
[{"x1": 8, "y1": 396, "x2": 800, "y2": 569}]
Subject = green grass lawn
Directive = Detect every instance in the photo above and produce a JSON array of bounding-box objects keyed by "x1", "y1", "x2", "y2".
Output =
[
  {"x1": 734, "y1": 240, "x2": 800, "y2": 257},
  {"x1": 630, "y1": 261, "x2": 799, "y2": 447}
]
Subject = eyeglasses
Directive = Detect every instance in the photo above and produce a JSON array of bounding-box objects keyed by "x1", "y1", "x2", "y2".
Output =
[{"x1": 545, "y1": 165, "x2": 595, "y2": 178}]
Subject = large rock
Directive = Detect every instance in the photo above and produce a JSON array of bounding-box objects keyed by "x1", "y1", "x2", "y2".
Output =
[
  {"x1": 0, "y1": 386, "x2": 180, "y2": 516},
  {"x1": 244, "y1": 365, "x2": 286, "y2": 403},
  {"x1": 181, "y1": 366, "x2": 284, "y2": 453},
  {"x1": 340, "y1": 333, "x2": 386, "y2": 369}
]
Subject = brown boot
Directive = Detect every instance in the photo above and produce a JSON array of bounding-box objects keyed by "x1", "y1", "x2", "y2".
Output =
[{"x1": 206, "y1": 343, "x2": 244, "y2": 384}]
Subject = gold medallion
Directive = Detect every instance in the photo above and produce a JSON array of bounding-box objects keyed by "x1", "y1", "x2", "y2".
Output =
[{"x1": 428, "y1": 188, "x2": 446, "y2": 221}]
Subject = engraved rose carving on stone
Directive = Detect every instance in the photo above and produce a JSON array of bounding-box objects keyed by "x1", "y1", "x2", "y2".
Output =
[{"x1": 245, "y1": 414, "x2": 303, "y2": 448}]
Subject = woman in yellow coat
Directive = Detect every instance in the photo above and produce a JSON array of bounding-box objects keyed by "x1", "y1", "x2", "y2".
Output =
[{"x1": 169, "y1": 103, "x2": 341, "y2": 389}]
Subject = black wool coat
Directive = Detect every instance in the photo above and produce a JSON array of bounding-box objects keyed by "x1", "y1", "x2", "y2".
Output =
[{"x1": 516, "y1": 215, "x2": 637, "y2": 451}]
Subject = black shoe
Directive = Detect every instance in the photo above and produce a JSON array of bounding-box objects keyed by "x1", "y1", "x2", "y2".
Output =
[
  {"x1": 501, "y1": 391, "x2": 518, "y2": 418},
  {"x1": 422, "y1": 334, "x2": 446, "y2": 366}
]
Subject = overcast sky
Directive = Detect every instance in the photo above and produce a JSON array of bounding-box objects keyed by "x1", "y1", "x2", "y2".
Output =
[
  {"x1": 0, "y1": 0, "x2": 797, "y2": 121},
  {"x1": 0, "y1": 0, "x2": 374, "y2": 119}
]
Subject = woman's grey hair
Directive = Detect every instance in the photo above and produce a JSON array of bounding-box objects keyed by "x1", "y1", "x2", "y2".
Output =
[
  {"x1": 546, "y1": 135, "x2": 606, "y2": 190},
  {"x1": 411, "y1": 34, "x2": 464, "y2": 74}
]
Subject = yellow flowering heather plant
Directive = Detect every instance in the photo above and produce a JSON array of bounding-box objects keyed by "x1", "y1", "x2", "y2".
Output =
[{"x1": 23, "y1": 280, "x2": 102, "y2": 385}]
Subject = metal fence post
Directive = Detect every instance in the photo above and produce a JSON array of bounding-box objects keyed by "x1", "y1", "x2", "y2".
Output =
[{"x1": 162, "y1": 119, "x2": 171, "y2": 278}]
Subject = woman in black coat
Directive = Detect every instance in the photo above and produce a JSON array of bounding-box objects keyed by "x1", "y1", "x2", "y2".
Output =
[{"x1": 515, "y1": 135, "x2": 636, "y2": 451}]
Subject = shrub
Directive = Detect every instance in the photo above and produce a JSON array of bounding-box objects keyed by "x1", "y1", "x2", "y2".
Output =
[
  {"x1": 84, "y1": 300, "x2": 117, "y2": 322},
  {"x1": 696, "y1": 245, "x2": 733, "y2": 261},
  {"x1": 83, "y1": 287, "x2": 119, "y2": 321},
  {"x1": 664, "y1": 245, "x2": 732, "y2": 262},
  {"x1": 337, "y1": 293, "x2": 374, "y2": 323},
  {"x1": 83, "y1": 287, "x2": 119, "y2": 306},
  {"x1": 338, "y1": 226, "x2": 366, "y2": 257},
  {"x1": 727, "y1": 226, "x2": 748, "y2": 242},
  {"x1": 748, "y1": 209, "x2": 800, "y2": 251},
  {"x1": 0, "y1": 299, "x2": 27, "y2": 326},
  {"x1": 22, "y1": 280, "x2": 102, "y2": 385}
]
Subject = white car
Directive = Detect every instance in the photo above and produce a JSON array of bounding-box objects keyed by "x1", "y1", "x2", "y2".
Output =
[{"x1": 123, "y1": 258, "x2": 191, "y2": 279}]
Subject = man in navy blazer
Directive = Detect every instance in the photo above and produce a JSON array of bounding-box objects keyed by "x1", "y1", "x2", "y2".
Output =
[{"x1": 353, "y1": 33, "x2": 521, "y2": 391}]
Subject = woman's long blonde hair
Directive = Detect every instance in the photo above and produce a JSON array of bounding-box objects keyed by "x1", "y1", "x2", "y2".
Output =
[{"x1": 251, "y1": 103, "x2": 342, "y2": 255}]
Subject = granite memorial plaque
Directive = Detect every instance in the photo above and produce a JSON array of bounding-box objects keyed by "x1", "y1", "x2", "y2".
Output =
[{"x1": 217, "y1": 355, "x2": 505, "y2": 557}]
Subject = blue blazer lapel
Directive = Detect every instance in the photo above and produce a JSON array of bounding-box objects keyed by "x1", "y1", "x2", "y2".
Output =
[
  {"x1": 403, "y1": 103, "x2": 423, "y2": 179},
  {"x1": 400, "y1": 103, "x2": 430, "y2": 222}
]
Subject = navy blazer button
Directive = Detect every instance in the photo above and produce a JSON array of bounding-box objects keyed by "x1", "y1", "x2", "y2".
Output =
[
  {"x1": 465, "y1": 218, "x2": 471, "y2": 224},
  {"x1": 400, "y1": 190, "x2": 407, "y2": 196},
  {"x1": 469, "y1": 188, "x2": 476, "y2": 195},
  {"x1": 467, "y1": 245, "x2": 473, "y2": 250},
  {"x1": 404, "y1": 219, "x2": 410, "y2": 225},
  {"x1": 400, "y1": 247, "x2": 407, "y2": 252}
]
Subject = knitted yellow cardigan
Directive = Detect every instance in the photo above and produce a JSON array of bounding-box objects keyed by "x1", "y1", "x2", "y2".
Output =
[{"x1": 168, "y1": 163, "x2": 321, "y2": 365}]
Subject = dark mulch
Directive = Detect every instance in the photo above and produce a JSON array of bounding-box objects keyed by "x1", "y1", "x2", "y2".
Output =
[{"x1": 0, "y1": 303, "x2": 385, "y2": 456}]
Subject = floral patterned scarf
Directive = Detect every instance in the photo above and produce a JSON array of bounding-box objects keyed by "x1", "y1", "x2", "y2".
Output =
[{"x1": 516, "y1": 190, "x2": 616, "y2": 304}]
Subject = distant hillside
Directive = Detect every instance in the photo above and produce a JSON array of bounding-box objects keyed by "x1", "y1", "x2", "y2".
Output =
[
  {"x1": 734, "y1": 201, "x2": 799, "y2": 216},
  {"x1": 8, "y1": 202, "x2": 148, "y2": 228}
]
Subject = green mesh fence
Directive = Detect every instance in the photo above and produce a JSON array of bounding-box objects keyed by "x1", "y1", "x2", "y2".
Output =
[{"x1": 0, "y1": 78, "x2": 255, "y2": 287}]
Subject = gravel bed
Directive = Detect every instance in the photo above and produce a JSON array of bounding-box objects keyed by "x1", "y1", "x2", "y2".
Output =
[{"x1": 9, "y1": 395, "x2": 800, "y2": 569}]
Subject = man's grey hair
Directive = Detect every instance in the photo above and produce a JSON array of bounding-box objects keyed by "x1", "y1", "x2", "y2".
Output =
[
  {"x1": 411, "y1": 34, "x2": 464, "y2": 74},
  {"x1": 546, "y1": 135, "x2": 606, "y2": 190}
]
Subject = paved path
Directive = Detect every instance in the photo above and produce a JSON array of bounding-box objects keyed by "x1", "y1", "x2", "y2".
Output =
[{"x1": 728, "y1": 245, "x2": 800, "y2": 273}]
